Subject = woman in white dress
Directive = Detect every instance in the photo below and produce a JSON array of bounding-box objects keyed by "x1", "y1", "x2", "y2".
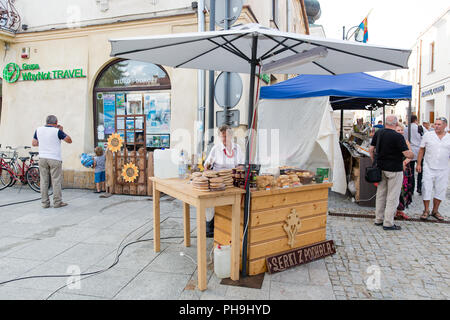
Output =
[{"x1": 204, "y1": 125, "x2": 244, "y2": 237}]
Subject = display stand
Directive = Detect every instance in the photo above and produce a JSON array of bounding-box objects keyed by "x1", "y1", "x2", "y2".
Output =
[{"x1": 106, "y1": 114, "x2": 148, "y2": 195}]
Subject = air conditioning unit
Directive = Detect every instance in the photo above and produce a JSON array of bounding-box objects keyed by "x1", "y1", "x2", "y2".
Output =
[{"x1": 21, "y1": 47, "x2": 30, "y2": 59}]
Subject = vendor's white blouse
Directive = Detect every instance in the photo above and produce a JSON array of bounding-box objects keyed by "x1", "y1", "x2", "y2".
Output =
[
  {"x1": 205, "y1": 142, "x2": 244, "y2": 171},
  {"x1": 420, "y1": 131, "x2": 450, "y2": 170}
]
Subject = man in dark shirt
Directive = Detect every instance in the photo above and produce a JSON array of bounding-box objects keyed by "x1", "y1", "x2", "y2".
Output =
[{"x1": 369, "y1": 115, "x2": 414, "y2": 230}]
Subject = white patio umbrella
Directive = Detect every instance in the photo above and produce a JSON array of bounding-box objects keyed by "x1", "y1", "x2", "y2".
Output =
[{"x1": 109, "y1": 23, "x2": 411, "y2": 276}]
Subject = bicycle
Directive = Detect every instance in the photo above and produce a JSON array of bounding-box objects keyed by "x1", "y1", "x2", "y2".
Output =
[{"x1": 0, "y1": 145, "x2": 42, "y2": 192}]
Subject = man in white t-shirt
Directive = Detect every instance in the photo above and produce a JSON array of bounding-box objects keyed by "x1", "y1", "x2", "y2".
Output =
[
  {"x1": 32, "y1": 115, "x2": 72, "y2": 208},
  {"x1": 416, "y1": 117, "x2": 450, "y2": 221}
]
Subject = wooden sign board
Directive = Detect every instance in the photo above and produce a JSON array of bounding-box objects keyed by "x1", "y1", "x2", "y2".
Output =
[{"x1": 265, "y1": 240, "x2": 336, "y2": 274}]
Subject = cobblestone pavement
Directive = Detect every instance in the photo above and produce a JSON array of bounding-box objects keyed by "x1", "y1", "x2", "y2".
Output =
[
  {"x1": 324, "y1": 161, "x2": 450, "y2": 300},
  {"x1": 324, "y1": 216, "x2": 450, "y2": 300}
]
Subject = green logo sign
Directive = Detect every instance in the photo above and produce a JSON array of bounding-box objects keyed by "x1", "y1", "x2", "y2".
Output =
[
  {"x1": 3, "y1": 63, "x2": 21, "y2": 83},
  {"x1": 2, "y1": 62, "x2": 87, "y2": 83}
]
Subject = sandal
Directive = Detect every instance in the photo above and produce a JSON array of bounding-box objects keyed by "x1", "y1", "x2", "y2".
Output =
[
  {"x1": 420, "y1": 210, "x2": 430, "y2": 220},
  {"x1": 431, "y1": 211, "x2": 444, "y2": 221},
  {"x1": 396, "y1": 210, "x2": 410, "y2": 220}
]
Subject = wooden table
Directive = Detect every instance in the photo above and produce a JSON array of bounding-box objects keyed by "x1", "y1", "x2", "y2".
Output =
[{"x1": 150, "y1": 177, "x2": 246, "y2": 291}]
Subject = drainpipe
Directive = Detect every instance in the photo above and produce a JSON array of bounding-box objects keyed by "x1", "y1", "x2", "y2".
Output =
[{"x1": 197, "y1": 0, "x2": 206, "y2": 159}]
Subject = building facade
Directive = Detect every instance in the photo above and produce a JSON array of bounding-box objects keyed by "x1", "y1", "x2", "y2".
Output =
[
  {"x1": 0, "y1": 0, "x2": 309, "y2": 188},
  {"x1": 413, "y1": 8, "x2": 450, "y2": 124}
]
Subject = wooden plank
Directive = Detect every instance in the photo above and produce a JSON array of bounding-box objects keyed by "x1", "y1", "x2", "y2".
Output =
[
  {"x1": 153, "y1": 183, "x2": 160, "y2": 252},
  {"x1": 250, "y1": 201, "x2": 328, "y2": 227},
  {"x1": 248, "y1": 228, "x2": 326, "y2": 260},
  {"x1": 147, "y1": 152, "x2": 154, "y2": 196},
  {"x1": 122, "y1": 149, "x2": 130, "y2": 195},
  {"x1": 138, "y1": 148, "x2": 146, "y2": 195},
  {"x1": 250, "y1": 188, "x2": 329, "y2": 211},
  {"x1": 130, "y1": 151, "x2": 137, "y2": 195},
  {"x1": 183, "y1": 203, "x2": 190, "y2": 247},
  {"x1": 249, "y1": 215, "x2": 327, "y2": 244},
  {"x1": 105, "y1": 150, "x2": 114, "y2": 194},
  {"x1": 249, "y1": 258, "x2": 267, "y2": 276},
  {"x1": 215, "y1": 205, "x2": 245, "y2": 224},
  {"x1": 196, "y1": 203, "x2": 207, "y2": 291},
  {"x1": 250, "y1": 183, "x2": 333, "y2": 198},
  {"x1": 214, "y1": 213, "x2": 244, "y2": 236}
]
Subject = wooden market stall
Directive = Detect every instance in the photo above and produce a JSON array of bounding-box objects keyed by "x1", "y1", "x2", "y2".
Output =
[{"x1": 214, "y1": 182, "x2": 332, "y2": 275}]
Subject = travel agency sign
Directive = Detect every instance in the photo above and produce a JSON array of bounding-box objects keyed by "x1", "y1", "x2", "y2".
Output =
[{"x1": 3, "y1": 62, "x2": 86, "y2": 83}]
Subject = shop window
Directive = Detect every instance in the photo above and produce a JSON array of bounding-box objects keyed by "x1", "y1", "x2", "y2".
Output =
[{"x1": 94, "y1": 59, "x2": 171, "y2": 150}]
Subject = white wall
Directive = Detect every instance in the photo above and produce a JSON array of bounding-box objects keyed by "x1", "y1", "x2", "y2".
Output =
[{"x1": 15, "y1": 0, "x2": 193, "y2": 31}]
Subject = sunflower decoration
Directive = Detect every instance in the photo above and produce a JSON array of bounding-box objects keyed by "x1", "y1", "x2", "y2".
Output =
[
  {"x1": 107, "y1": 133, "x2": 123, "y2": 153},
  {"x1": 121, "y1": 162, "x2": 139, "y2": 183}
]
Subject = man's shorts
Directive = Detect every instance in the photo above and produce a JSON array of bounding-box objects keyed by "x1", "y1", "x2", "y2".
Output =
[
  {"x1": 95, "y1": 171, "x2": 106, "y2": 183},
  {"x1": 422, "y1": 165, "x2": 449, "y2": 201}
]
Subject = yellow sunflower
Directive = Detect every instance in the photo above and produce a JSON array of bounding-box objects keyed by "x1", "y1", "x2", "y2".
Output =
[
  {"x1": 107, "y1": 133, "x2": 123, "y2": 153},
  {"x1": 121, "y1": 162, "x2": 139, "y2": 183}
]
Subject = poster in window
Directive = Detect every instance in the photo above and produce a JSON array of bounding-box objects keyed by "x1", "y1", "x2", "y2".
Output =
[
  {"x1": 144, "y1": 93, "x2": 170, "y2": 134},
  {"x1": 103, "y1": 94, "x2": 116, "y2": 134},
  {"x1": 146, "y1": 135, "x2": 166, "y2": 148},
  {"x1": 161, "y1": 135, "x2": 170, "y2": 148},
  {"x1": 116, "y1": 93, "x2": 126, "y2": 115},
  {"x1": 126, "y1": 94, "x2": 143, "y2": 114},
  {"x1": 126, "y1": 132, "x2": 135, "y2": 143},
  {"x1": 126, "y1": 118, "x2": 134, "y2": 130}
]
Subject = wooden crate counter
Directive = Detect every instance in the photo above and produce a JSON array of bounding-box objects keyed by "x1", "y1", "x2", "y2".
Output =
[
  {"x1": 150, "y1": 177, "x2": 245, "y2": 291},
  {"x1": 214, "y1": 182, "x2": 333, "y2": 276}
]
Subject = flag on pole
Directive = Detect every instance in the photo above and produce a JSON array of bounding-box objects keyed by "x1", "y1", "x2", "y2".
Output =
[{"x1": 355, "y1": 17, "x2": 368, "y2": 43}]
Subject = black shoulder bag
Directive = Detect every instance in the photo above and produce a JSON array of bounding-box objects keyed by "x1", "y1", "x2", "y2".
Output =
[{"x1": 365, "y1": 130, "x2": 384, "y2": 183}]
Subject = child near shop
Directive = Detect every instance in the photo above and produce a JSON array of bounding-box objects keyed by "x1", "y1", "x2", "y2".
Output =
[{"x1": 93, "y1": 146, "x2": 106, "y2": 193}]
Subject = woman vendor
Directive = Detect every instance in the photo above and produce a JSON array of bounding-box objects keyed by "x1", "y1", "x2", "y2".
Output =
[{"x1": 204, "y1": 124, "x2": 244, "y2": 237}]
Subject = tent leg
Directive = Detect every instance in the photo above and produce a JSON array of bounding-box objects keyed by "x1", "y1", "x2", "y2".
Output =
[
  {"x1": 242, "y1": 35, "x2": 258, "y2": 278},
  {"x1": 408, "y1": 100, "x2": 412, "y2": 141},
  {"x1": 383, "y1": 106, "x2": 386, "y2": 126},
  {"x1": 340, "y1": 109, "x2": 344, "y2": 141}
]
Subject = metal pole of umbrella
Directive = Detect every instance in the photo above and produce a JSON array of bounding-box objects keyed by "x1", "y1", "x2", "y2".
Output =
[
  {"x1": 242, "y1": 34, "x2": 258, "y2": 277},
  {"x1": 383, "y1": 106, "x2": 386, "y2": 127},
  {"x1": 224, "y1": 0, "x2": 231, "y2": 125},
  {"x1": 340, "y1": 109, "x2": 344, "y2": 141},
  {"x1": 207, "y1": 0, "x2": 216, "y2": 153}
]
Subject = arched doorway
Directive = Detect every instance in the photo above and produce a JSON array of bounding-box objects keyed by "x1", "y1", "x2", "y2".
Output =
[{"x1": 93, "y1": 59, "x2": 171, "y2": 149}]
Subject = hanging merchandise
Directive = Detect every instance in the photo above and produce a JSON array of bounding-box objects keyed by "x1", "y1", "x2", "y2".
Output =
[
  {"x1": 107, "y1": 132, "x2": 123, "y2": 153},
  {"x1": 121, "y1": 162, "x2": 139, "y2": 183}
]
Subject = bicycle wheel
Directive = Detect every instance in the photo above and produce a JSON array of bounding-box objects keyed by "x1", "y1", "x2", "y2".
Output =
[
  {"x1": 0, "y1": 165, "x2": 13, "y2": 190},
  {"x1": 7, "y1": 162, "x2": 18, "y2": 187},
  {"x1": 26, "y1": 166, "x2": 42, "y2": 193}
]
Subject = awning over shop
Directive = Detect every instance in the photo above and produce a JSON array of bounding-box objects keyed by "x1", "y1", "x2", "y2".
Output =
[{"x1": 260, "y1": 72, "x2": 412, "y2": 110}]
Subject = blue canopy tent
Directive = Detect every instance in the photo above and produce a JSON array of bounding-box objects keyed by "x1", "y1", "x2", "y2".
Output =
[{"x1": 260, "y1": 72, "x2": 413, "y2": 140}]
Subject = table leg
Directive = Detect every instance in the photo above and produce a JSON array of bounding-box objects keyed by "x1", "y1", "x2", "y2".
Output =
[
  {"x1": 196, "y1": 204, "x2": 207, "y2": 291},
  {"x1": 183, "y1": 203, "x2": 190, "y2": 247},
  {"x1": 153, "y1": 182, "x2": 160, "y2": 252},
  {"x1": 230, "y1": 195, "x2": 240, "y2": 281}
]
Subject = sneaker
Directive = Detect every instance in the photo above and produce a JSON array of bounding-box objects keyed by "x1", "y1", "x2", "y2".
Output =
[
  {"x1": 54, "y1": 202, "x2": 68, "y2": 208},
  {"x1": 383, "y1": 225, "x2": 402, "y2": 231}
]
